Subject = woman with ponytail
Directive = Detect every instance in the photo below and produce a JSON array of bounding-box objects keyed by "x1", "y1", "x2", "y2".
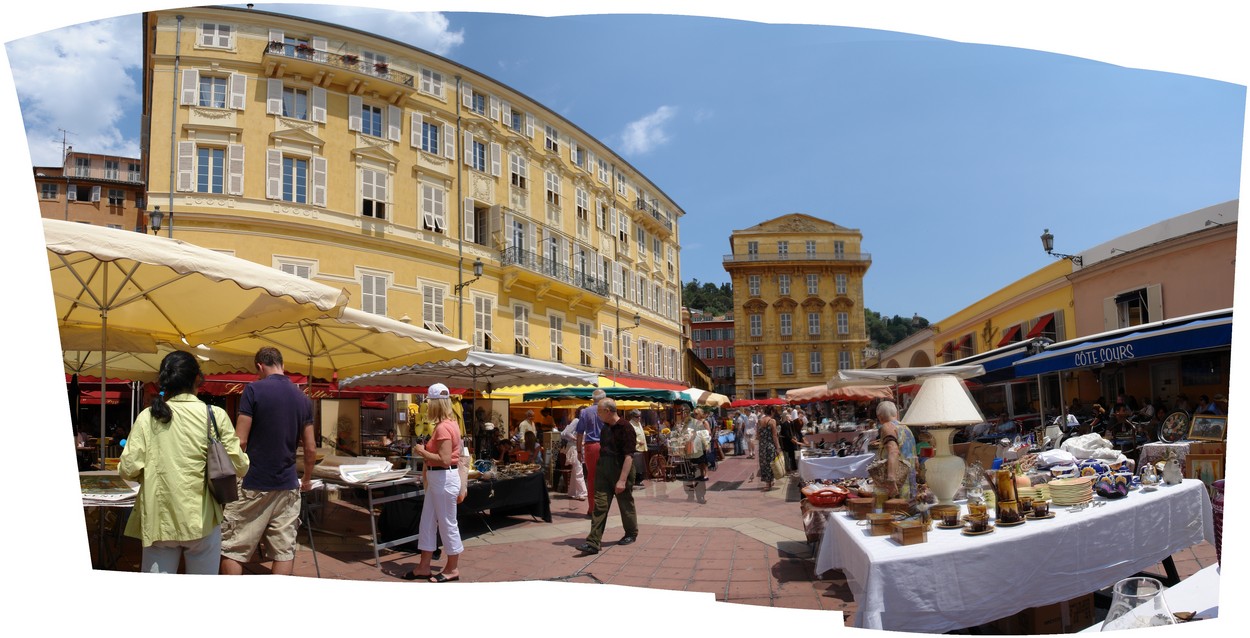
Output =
[{"x1": 118, "y1": 350, "x2": 249, "y2": 573}]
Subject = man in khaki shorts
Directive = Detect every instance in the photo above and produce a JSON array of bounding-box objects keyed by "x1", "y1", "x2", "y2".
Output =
[{"x1": 220, "y1": 347, "x2": 316, "y2": 575}]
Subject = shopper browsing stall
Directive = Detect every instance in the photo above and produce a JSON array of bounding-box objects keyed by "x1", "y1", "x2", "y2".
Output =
[{"x1": 408, "y1": 383, "x2": 465, "y2": 583}]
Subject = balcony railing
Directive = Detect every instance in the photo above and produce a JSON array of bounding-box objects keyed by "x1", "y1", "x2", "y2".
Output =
[
  {"x1": 499, "y1": 246, "x2": 610, "y2": 296},
  {"x1": 63, "y1": 167, "x2": 144, "y2": 185},
  {"x1": 635, "y1": 198, "x2": 674, "y2": 231},
  {"x1": 723, "y1": 251, "x2": 872, "y2": 264},
  {"x1": 265, "y1": 42, "x2": 415, "y2": 88}
]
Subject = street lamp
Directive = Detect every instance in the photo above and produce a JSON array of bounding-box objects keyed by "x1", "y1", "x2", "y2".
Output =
[
  {"x1": 454, "y1": 257, "x2": 484, "y2": 294},
  {"x1": 1040, "y1": 228, "x2": 1082, "y2": 266},
  {"x1": 148, "y1": 206, "x2": 164, "y2": 235},
  {"x1": 453, "y1": 258, "x2": 483, "y2": 340},
  {"x1": 750, "y1": 361, "x2": 760, "y2": 399}
]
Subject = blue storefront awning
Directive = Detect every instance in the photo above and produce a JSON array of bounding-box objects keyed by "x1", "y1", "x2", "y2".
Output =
[
  {"x1": 1014, "y1": 315, "x2": 1232, "y2": 377},
  {"x1": 942, "y1": 338, "x2": 1044, "y2": 382}
]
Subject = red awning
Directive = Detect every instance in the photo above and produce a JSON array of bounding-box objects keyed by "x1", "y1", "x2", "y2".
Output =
[
  {"x1": 956, "y1": 334, "x2": 971, "y2": 350},
  {"x1": 936, "y1": 341, "x2": 954, "y2": 357},
  {"x1": 1026, "y1": 314, "x2": 1054, "y2": 339},
  {"x1": 997, "y1": 325, "x2": 1021, "y2": 347}
]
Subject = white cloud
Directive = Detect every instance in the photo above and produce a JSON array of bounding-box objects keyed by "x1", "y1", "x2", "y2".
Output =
[
  {"x1": 7, "y1": 16, "x2": 142, "y2": 166},
  {"x1": 619, "y1": 105, "x2": 677, "y2": 155},
  {"x1": 259, "y1": 5, "x2": 464, "y2": 56}
]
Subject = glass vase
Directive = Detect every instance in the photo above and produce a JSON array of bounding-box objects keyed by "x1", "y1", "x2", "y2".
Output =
[{"x1": 1100, "y1": 577, "x2": 1176, "y2": 631}]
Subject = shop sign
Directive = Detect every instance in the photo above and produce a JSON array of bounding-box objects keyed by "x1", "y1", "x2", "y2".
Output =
[{"x1": 1070, "y1": 343, "x2": 1136, "y2": 368}]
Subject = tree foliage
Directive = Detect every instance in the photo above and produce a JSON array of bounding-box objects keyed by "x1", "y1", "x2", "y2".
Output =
[
  {"x1": 681, "y1": 279, "x2": 734, "y2": 315},
  {"x1": 865, "y1": 308, "x2": 928, "y2": 349}
]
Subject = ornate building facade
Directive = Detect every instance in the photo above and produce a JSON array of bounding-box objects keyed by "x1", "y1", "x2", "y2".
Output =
[
  {"x1": 139, "y1": 7, "x2": 685, "y2": 383},
  {"x1": 722, "y1": 214, "x2": 871, "y2": 398}
]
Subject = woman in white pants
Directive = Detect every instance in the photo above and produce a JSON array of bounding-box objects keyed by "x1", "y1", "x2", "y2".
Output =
[
  {"x1": 563, "y1": 417, "x2": 588, "y2": 500},
  {"x1": 409, "y1": 383, "x2": 464, "y2": 582}
]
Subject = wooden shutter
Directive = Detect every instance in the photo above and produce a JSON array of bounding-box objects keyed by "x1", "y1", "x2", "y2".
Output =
[
  {"x1": 177, "y1": 142, "x2": 195, "y2": 192},
  {"x1": 502, "y1": 102, "x2": 512, "y2": 127},
  {"x1": 504, "y1": 212, "x2": 514, "y2": 249},
  {"x1": 410, "y1": 113, "x2": 422, "y2": 147},
  {"x1": 268, "y1": 29, "x2": 283, "y2": 45},
  {"x1": 489, "y1": 96, "x2": 500, "y2": 121},
  {"x1": 311, "y1": 87, "x2": 326, "y2": 123},
  {"x1": 463, "y1": 131, "x2": 473, "y2": 166},
  {"x1": 464, "y1": 197, "x2": 475, "y2": 242},
  {"x1": 462, "y1": 83, "x2": 473, "y2": 108},
  {"x1": 443, "y1": 123, "x2": 455, "y2": 160},
  {"x1": 266, "y1": 149, "x2": 282, "y2": 199},
  {"x1": 525, "y1": 114, "x2": 535, "y2": 138},
  {"x1": 1146, "y1": 284, "x2": 1163, "y2": 323},
  {"x1": 312, "y1": 36, "x2": 327, "y2": 58},
  {"x1": 227, "y1": 144, "x2": 244, "y2": 195},
  {"x1": 421, "y1": 184, "x2": 435, "y2": 229},
  {"x1": 348, "y1": 95, "x2": 362, "y2": 132},
  {"x1": 266, "y1": 79, "x2": 283, "y2": 115},
  {"x1": 312, "y1": 156, "x2": 327, "y2": 207},
  {"x1": 90, "y1": 186, "x2": 100, "y2": 202},
  {"x1": 181, "y1": 69, "x2": 199, "y2": 105},
  {"x1": 67, "y1": 184, "x2": 76, "y2": 200},
  {"x1": 490, "y1": 142, "x2": 502, "y2": 177},
  {"x1": 229, "y1": 73, "x2": 247, "y2": 110},
  {"x1": 387, "y1": 105, "x2": 402, "y2": 142}
]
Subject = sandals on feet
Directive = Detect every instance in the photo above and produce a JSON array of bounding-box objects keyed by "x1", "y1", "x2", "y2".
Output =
[{"x1": 430, "y1": 572, "x2": 460, "y2": 583}]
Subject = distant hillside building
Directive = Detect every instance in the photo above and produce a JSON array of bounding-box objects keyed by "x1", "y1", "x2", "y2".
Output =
[
  {"x1": 722, "y1": 214, "x2": 871, "y2": 399},
  {"x1": 689, "y1": 309, "x2": 736, "y2": 397}
]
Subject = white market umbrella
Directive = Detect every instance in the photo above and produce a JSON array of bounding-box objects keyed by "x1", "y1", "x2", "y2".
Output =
[
  {"x1": 829, "y1": 365, "x2": 986, "y2": 389},
  {"x1": 202, "y1": 307, "x2": 471, "y2": 383},
  {"x1": 45, "y1": 219, "x2": 350, "y2": 465},
  {"x1": 64, "y1": 341, "x2": 257, "y2": 383},
  {"x1": 340, "y1": 350, "x2": 599, "y2": 393}
]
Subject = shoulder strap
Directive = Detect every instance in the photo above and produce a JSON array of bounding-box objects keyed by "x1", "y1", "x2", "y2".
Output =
[{"x1": 206, "y1": 402, "x2": 221, "y2": 443}]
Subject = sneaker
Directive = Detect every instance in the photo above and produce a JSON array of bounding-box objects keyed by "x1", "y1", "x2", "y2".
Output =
[
  {"x1": 574, "y1": 543, "x2": 599, "y2": 555},
  {"x1": 618, "y1": 535, "x2": 637, "y2": 546}
]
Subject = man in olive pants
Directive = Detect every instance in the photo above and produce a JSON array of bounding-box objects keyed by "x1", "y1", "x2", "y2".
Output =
[{"x1": 575, "y1": 398, "x2": 638, "y2": 554}]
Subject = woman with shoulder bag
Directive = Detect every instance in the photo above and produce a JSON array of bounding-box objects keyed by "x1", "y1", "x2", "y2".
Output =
[{"x1": 118, "y1": 350, "x2": 249, "y2": 574}]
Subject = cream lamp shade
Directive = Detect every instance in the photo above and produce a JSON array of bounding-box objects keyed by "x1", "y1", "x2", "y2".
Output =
[{"x1": 901, "y1": 373, "x2": 984, "y2": 427}]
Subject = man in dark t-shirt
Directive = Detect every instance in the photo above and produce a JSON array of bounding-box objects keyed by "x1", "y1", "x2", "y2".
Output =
[
  {"x1": 575, "y1": 398, "x2": 638, "y2": 555},
  {"x1": 220, "y1": 347, "x2": 316, "y2": 575}
]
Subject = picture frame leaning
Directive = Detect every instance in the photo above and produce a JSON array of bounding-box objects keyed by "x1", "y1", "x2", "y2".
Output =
[
  {"x1": 1182, "y1": 454, "x2": 1224, "y2": 491},
  {"x1": 1187, "y1": 414, "x2": 1227, "y2": 441}
]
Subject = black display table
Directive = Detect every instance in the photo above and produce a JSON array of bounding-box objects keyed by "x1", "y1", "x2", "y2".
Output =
[{"x1": 378, "y1": 471, "x2": 551, "y2": 547}]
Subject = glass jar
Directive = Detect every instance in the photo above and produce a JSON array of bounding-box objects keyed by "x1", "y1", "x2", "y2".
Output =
[{"x1": 1101, "y1": 577, "x2": 1176, "y2": 631}]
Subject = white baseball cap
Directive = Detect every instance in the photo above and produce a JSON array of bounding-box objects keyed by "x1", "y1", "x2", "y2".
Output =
[{"x1": 427, "y1": 383, "x2": 450, "y2": 399}]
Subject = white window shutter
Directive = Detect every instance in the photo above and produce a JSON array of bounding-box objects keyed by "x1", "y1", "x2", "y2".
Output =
[
  {"x1": 90, "y1": 186, "x2": 101, "y2": 202},
  {"x1": 462, "y1": 83, "x2": 473, "y2": 109},
  {"x1": 268, "y1": 29, "x2": 283, "y2": 45},
  {"x1": 227, "y1": 144, "x2": 245, "y2": 195},
  {"x1": 443, "y1": 123, "x2": 455, "y2": 160},
  {"x1": 266, "y1": 149, "x2": 282, "y2": 199},
  {"x1": 502, "y1": 103, "x2": 512, "y2": 127},
  {"x1": 422, "y1": 186, "x2": 436, "y2": 229},
  {"x1": 177, "y1": 142, "x2": 195, "y2": 191},
  {"x1": 489, "y1": 96, "x2": 500, "y2": 121},
  {"x1": 463, "y1": 131, "x2": 473, "y2": 166},
  {"x1": 504, "y1": 212, "x2": 514, "y2": 248},
  {"x1": 490, "y1": 142, "x2": 502, "y2": 177},
  {"x1": 266, "y1": 79, "x2": 283, "y2": 114},
  {"x1": 311, "y1": 87, "x2": 326, "y2": 123},
  {"x1": 525, "y1": 114, "x2": 535, "y2": 138},
  {"x1": 67, "y1": 184, "x2": 77, "y2": 200},
  {"x1": 312, "y1": 156, "x2": 327, "y2": 207},
  {"x1": 464, "y1": 197, "x2": 475, "y2": 241},
  {"x1": 348, "y1": 95, "x2": 362, "y2": 132},
  {"x1": 181, "y1": 69, "x2": 199, "y2": 105},
  {"x1": 610, "y1": 206, "x2": 617, "y2": 234},
  {"x1": 570, "y1": 141, "x2": 577, "y2": 164},
  {"x1": 411, "y1": 113, "x2": 422, "y2": 147},
  {"x1": 1147, "y1": 284, "x2": 1164, "y2": 323},
  {"x1": 312, "y1": 36, "x2": 327, "y2": 57},
  {"x1": 229, "y1": 73, "x2": 247, "y2": 110},
  {"x1": 1102, "y1": 296, "x2": 1117, "y2": 331},
  {"x1": 528, "y1": 222, "x2": 537, "y2": 254},
  {"x1": 387, "y1": 105, "x2": 402, "y2": 142}
]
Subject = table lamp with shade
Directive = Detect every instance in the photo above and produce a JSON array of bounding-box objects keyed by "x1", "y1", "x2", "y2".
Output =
[{"x1": 901, "y1": 373, "x2": 985, "y2": 506}]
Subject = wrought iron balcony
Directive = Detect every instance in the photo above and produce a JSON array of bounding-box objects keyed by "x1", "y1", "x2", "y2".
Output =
[
  {"x1": 265, "y1": 41, "x2": 414, "y2": 88},
  {"x1": 499, "y1": 246, "x2": 610, "y2": 296},
  {"x1": 634, "y1": 198, "x2": 673, "y2": 232}
]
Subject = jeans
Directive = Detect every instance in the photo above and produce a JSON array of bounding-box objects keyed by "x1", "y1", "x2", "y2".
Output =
[{"x1": 141, "y1": 525, "x2": 222, "y2": 574}]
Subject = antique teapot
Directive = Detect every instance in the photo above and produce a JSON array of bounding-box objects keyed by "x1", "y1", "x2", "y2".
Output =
[{"x1": 1139, "y1": 463, "x2": 1159, "y2": 487}]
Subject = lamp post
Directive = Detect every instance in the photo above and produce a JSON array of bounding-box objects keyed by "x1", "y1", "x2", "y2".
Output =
[
  {"x1": 749, "y1": 361, "x2": 760, "y2": 399},
  {"x1": 613, "y1": 294, "x2": 640, "y2": 386},
  {"x1": 148, "y1": 206, "x2": 164, "y2": 235},
  {"x1": 1040, "y1": 228, "x2": 1082, "y2": 266}
]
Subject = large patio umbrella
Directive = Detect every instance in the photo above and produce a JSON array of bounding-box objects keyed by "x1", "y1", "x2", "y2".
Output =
[
  {"x1": 64, "y1": 341, "x2": 257, "y2": 383},
  {"x1": 681, "y1": 386, "x2": 731, "y2": 407},
  {"x1": 45, "y1": 219, "x2": 350, "y2": 465},
  {"x1": 201, "y1": 307, "x2": 471, "y2": 383},
  {"x1": 340, "y1": 350, "x2": 599, "y2": 393},
  {"x1": 785, "y1": 384, "x2": 894, "y2": 404}
]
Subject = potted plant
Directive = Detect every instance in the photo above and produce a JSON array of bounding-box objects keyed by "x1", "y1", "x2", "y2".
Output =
[
  {"x1": 374, "y1": 61, "x2": 389, "y2": 75},
  {"x1": 267, "y1": 40, "x2": 284, "y2": 53},
  {"x1": 296, "y1": 43, "x2": 314, "y2": 56},
  {"x1": 341, "y1": 53, "x2": 359, "y2": 67}
]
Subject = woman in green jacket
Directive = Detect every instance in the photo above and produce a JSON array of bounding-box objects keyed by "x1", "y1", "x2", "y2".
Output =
[{"x1": 119, "y1": 351, "x2": 248, "y2": 574}]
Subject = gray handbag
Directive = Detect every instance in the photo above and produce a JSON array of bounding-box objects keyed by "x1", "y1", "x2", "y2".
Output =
[{"x1": 206, "y1": 403, "x2": 238, "y2": 504}]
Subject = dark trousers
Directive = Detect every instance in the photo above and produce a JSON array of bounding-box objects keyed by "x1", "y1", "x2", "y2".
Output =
[{"x1": 584, "y1": 454, "x2": 637, "y2": 550}]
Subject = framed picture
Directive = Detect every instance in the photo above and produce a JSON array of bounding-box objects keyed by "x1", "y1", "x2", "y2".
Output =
[
  {"x1": 1187, "y1": 414, "x2": 1227, "y2": 441},
  {"x1": 1183, "y1": 454, "x2": 1224, "y2": 489}
]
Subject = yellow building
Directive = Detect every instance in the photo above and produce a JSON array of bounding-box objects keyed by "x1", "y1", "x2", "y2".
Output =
[
  {"x1": 722, "y1": 214, "x2": 871, "y2": 398},
  {"x1": 139, "y1": 7, "x2": 684, "y2": 383}
]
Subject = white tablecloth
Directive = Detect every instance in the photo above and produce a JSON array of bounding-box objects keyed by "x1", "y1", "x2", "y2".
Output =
[
  {"x1": 1079, "y1": 563, "x2": 1219, "y2": 631},
  {"x1": 798, "y1": 452, "x2": 874, "y2": 482},
  {"x1": 816, "y1": 478, "x2": 1213, "y2": 633}
]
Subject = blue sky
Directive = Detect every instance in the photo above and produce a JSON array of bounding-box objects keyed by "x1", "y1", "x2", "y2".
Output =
[
  {"x1": 3, "y1": 1, "x2": 1248, "y2": 634},
  {"x1": 6, "y1": 3, "x2": 1245, "y2": 323}
]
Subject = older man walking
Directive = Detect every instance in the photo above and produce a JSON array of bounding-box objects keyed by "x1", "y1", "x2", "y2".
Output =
[
  {"x1": 575, "y1": 398, "x2": 638, "y2": 555},
  {"x1": 574, "y1": 388, "x2": 607, "y2": 517}
]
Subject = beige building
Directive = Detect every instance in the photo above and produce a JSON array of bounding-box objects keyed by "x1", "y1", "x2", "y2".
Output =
[
  {"x1": 35, "y1": 151, "x2": 147, "y2": 232},
  {"x1": 722, "y1": 214, "x2": 871, "y2": 398},
  {"x1": 138, "y1": 7, "x2": 685, "y2": 383}
]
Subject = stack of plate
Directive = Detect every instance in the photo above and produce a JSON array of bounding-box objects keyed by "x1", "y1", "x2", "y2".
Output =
[
  {"x1": 1048, "y1": 476, "x2": 1094, "y2": 505},
  {"x1": 1017, "y1": 484, "x2": 1052, "y2": 503}
]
